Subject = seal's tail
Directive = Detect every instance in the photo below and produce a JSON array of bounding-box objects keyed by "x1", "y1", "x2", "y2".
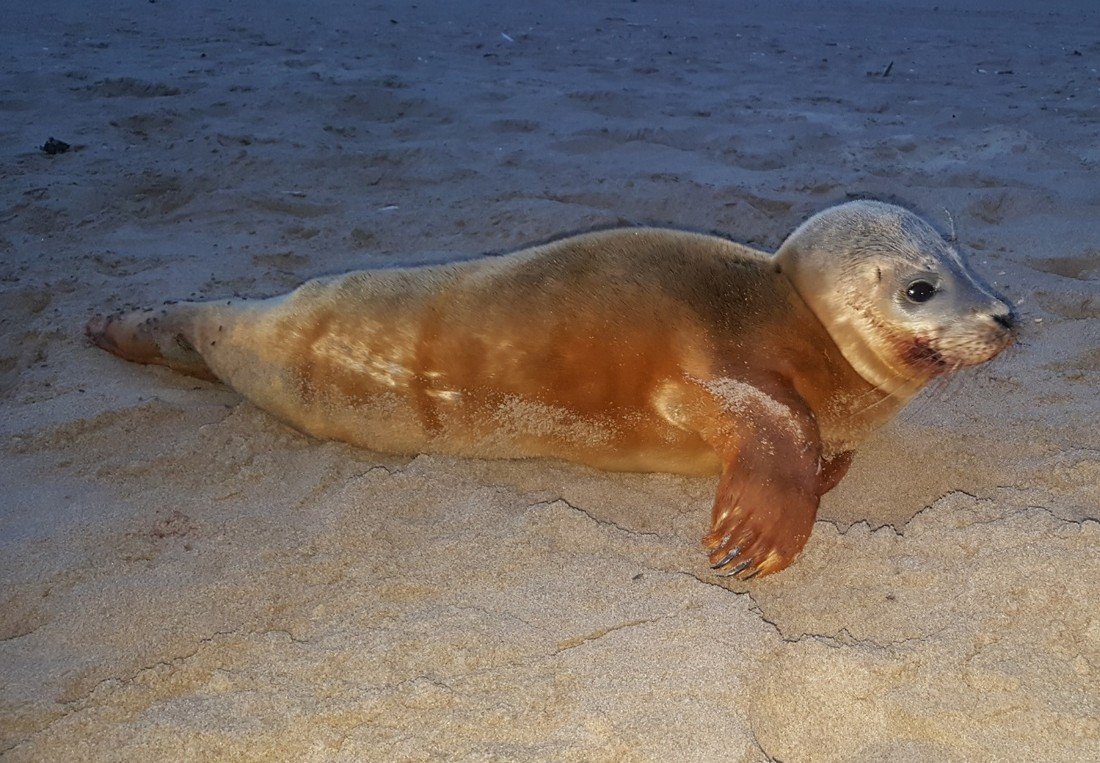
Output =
[{"x1": 85, "y1": 304, "x2": 218, "y2": 381}]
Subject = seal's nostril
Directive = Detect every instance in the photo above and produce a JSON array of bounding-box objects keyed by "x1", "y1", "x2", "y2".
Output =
[{"x1": 992, "y1": 312, "x2": 1016, "y2": 330}]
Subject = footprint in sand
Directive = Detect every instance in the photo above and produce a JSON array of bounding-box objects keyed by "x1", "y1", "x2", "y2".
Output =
[
  {"x1": 76, "y1": 77, "x2": 189, "y2": 98},
  {"x1": 1030, "y1": 251, "x2": 1100, "y2": 282},
  {"x1": 567, "y1": 89, "x2": 647, "y2": 119}
]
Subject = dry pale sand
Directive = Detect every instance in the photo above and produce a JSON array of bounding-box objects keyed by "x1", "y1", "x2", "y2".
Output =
[{"x1": 2, "y1": 0, "x2": 1098, "y2": 760}]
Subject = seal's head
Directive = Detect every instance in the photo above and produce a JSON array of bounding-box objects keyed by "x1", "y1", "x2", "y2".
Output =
[{"x1": 775, "y1": 200, "x2": 1017, "y2": 394}]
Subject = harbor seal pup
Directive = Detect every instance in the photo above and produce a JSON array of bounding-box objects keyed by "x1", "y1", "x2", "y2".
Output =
[{"x1": 86, "y1": 200, "x2": 1017, "y2": 578}]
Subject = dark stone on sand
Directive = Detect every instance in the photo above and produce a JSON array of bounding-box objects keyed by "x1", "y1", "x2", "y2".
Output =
[{"x1": 41, "y1": 137, "x2": 70, "y2": 155}]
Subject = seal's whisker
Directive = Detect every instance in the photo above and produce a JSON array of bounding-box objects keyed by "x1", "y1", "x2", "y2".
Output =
[
  {"x1": 843, "y1": 375, "x2": 923, "y2": 422},
  {"x1": 904, "y1": 375, "x2": 950, "y2": 422},
  {"x1": 904, "y1": 359, "x2": 968, "y2": 422}
]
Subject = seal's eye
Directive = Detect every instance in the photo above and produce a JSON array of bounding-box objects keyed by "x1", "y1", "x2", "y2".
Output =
[{"x1": 905, "y1": 280, "x2": 937, "y2": 303}]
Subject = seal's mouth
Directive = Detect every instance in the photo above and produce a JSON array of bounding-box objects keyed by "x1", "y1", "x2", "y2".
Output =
[
  {"x1": 903, "y1": 336, "x2": 949, "y2": 374},
  {"x1": 904, "y1": 321, "x2": 1017, "y2": 377}
]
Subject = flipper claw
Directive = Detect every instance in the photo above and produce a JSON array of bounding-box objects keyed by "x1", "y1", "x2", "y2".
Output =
[
  {"x1": 711, "y1": 546, "x2": 742, "y2": 569},
  {"x1": 718, "y1": 559, "x2": 752, "y2": 577}
]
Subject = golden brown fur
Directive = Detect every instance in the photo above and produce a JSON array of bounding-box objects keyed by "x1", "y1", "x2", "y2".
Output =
[{"x1": 86, "y1": 202, "x2": 1017, "y2": 578}]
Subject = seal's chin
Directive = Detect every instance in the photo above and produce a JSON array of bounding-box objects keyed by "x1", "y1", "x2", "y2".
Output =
[
  {"x1": 902, "y1": 323, "x2": 1017, "y2": 377},
  {"x1": 901, "y1": 336, "x2": 950, "y2": 376}
]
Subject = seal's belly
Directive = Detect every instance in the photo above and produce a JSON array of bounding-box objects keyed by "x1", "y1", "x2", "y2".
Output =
[
  {"x1": 287, "y1": 376, "x2": 720, "y2": 476},
  {"x1": 239, "y1": 316, "x2": 718, "y2": 474}
]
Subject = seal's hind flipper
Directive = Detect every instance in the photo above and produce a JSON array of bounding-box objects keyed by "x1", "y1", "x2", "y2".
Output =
[{"x1": 86, "y1": 306, "x2": 218, "y2": 381}]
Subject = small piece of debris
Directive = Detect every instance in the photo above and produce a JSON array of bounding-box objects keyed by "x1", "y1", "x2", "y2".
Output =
[
  {"x1": 41, "y1": 137, "x2": 70, "y2": 155},
  {"x1": 866, "y1": 61, "x2": 894, "y2": 78}
]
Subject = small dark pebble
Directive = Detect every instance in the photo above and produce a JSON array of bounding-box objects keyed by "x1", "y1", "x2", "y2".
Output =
[{"x1": 41, "y1": 137, "x2": 70, "y2": 155}]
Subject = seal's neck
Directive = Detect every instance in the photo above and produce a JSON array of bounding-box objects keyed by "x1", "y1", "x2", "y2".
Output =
[
  {"x1": 775, "y1": 261, "x2": 929, "y2": 413},
  {"x1": 828, "y1": 314, "x2": 925, "y2": 401},
  {"x1": 774, "y1": 248, "x2": 928, "y2": 405}
]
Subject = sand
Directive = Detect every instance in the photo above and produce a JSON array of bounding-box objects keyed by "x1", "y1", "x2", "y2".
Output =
[{"x1": 2, "y1": 0, "x2": 1098, "y2": 759}]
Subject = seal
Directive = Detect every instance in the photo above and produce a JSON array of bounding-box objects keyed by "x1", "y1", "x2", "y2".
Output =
[{"x1": 86, "y1": 200, "x2": 1017, "y2": 578}]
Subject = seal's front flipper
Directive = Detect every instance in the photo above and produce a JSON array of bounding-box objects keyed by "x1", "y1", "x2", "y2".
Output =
[
  {"x1": 86, "y1": 305, "x2": 218, "y2": 381},
  {"x1": 695, "y1": 380, "x2": 822, "y2": 580}
]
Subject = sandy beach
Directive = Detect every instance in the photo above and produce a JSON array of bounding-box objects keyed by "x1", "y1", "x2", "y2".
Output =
[{"x1": 2, "y1": 0, "x2": 1098, "y2": 759}]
